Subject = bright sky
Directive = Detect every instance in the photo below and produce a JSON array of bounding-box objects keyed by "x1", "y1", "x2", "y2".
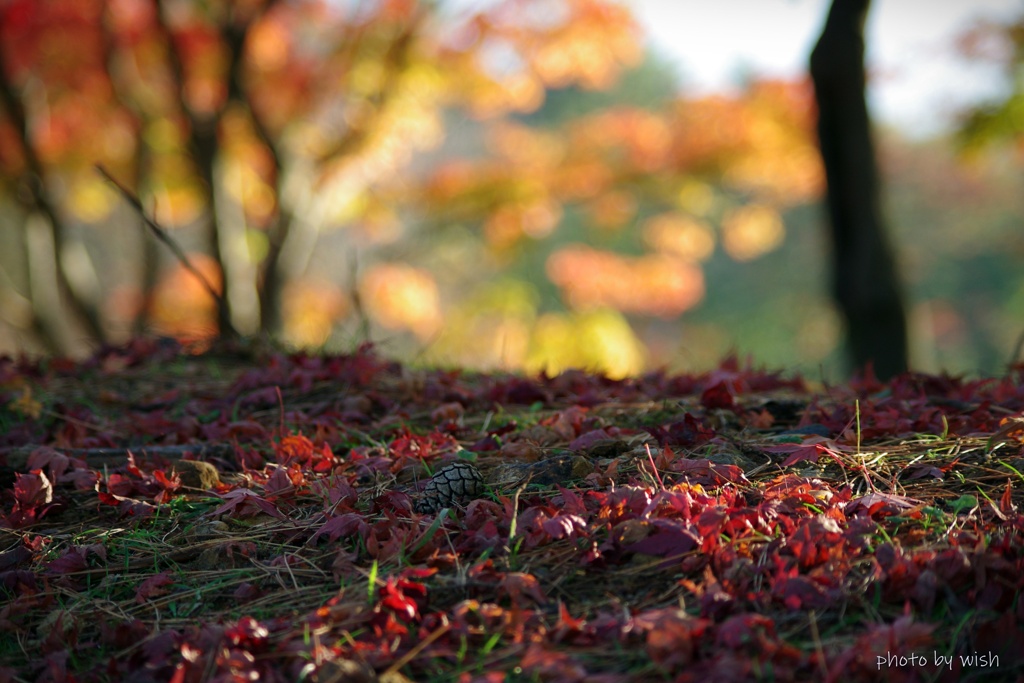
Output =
[{"x1": 630, "y1": 0, "x2": 1021, "y2": 138}]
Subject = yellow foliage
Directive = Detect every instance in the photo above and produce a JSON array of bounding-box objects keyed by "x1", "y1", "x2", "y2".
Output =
[
  {"x1": 360, "y1": 263, "x2": 442, "y2": 339},
  {"x1": 149, "y1": 254, "x2": 222, "y2": 340},
  {"x1": 721, "y1": 204, "x2": 785, "y2": 261},
  {"x1": 484, "y1": 199, "x2": 562, "y2": 249},
  {"x1": 143, "y1": 118, "x2": 183, "y2": 153},
  {"x1": 488, "y1": 122, "x2": 566, "y2": 169},
  {"x1": 248, "y1": 15, "x2": 290, "y2": 72},
  {"x1": 795, "y1": 305, "x2": 841, "y2": 362},
  {"x1": 67, "y1": 175, "x2": 116, "y2": 223},
  {"x1": 151, "y1": 184, "x2": 205, "y2": 228},
  {"x1": 8, "y1": 384, "x2": 43, "y2": 420},
  {"x1": 676, "y1": 181, "x2": 715, "y2": 216},
  {"x1": 526, "y1": 309, "x2": 645, "y2": 379},
  {"x1": 426, "y1": 279, "x2": 538, "y2": 370},
  {"x1": 643, "y1": 213, "x2": 715, "y2": 262},
  {"x1": 531, "y1": 1, "x2": 642, "y2": 90},
  {"x1": 546, "y1": 245, "x2": 704, "y2": 317},
  {"x1": 281, "y1": 279, "x2": 348, "y2": 349},
  {"x1": 585, "y1": 191, "x2": 636, "y2": 231},
  {"x1": 224, "y1": 161, "x2": 276, "y2": 223}
]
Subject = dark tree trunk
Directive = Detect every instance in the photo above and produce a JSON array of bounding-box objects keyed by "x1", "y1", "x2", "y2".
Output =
[
  {"x1": 810, "y1": 0, "x2": 908, "y2": 380},
  {"x1": 0, "y1": 48, "x2": 107, "y2": 352}
]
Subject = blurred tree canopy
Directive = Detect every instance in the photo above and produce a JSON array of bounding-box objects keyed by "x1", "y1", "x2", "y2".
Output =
[
  {"x1": 0, "y1": 0, "x2": 825, "y2": 376},
  {"x1": 957, "y1": 12, "x2": 1024, "y2": 155},
  {"x1": 3, "y1": 0, "x2": 1020, "y2": 379}
]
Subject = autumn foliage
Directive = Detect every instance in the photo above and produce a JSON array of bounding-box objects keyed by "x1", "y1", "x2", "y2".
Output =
[
  {"x1": 2, "y1": 342, "x2": 1024, "y2": 680},
  {"x1": 0, "y1": 0, "x2": 824, "y2": 377}
]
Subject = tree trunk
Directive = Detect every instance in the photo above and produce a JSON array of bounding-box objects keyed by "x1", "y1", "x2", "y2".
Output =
[
  {"x1": 810, "y1": 0, "x2": 908, "y2": 380},
  {"x1": 0, "y1": 51, "x2": 107, "y2": 352}
]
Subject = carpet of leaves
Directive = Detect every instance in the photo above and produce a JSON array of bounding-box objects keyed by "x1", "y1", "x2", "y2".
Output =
[{"x1": 2, "y1": 339, "x2": 1024, "y2": 683}]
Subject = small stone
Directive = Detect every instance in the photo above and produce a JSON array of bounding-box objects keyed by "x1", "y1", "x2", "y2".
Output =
[{"x1": 173, "y1": 460, "x2": 220, "y2": 489}]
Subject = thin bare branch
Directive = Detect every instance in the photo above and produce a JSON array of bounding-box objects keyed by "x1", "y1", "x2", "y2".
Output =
[{"x1": 96, "y1": 165, "x2": 229, "y2": 322}]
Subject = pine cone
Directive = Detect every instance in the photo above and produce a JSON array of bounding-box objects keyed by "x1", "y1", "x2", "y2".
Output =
[{"x1": 414, "y1": 461, "x2": 485, "y2": 514}]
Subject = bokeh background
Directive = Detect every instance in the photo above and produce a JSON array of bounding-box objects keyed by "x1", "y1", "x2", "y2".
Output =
[{"x1": 1, "y1": 0, "x2": 1022, "y2": 380}]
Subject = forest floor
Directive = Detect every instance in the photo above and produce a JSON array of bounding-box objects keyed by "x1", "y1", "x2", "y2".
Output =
[{"x1": 1, "y1": 338, "x2": 1023, "y2": 682}]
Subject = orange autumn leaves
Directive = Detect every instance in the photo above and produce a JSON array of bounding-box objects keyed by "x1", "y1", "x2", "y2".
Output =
[
  {"x1": 145, "y1": 75, "x2": 822, "y2": 363},
  {"x1": 547, "y1": 246, "x2": 703, "y2": 318},
  {"x1": 1, "y1": 0, "x2": 825, "y2": 377}
]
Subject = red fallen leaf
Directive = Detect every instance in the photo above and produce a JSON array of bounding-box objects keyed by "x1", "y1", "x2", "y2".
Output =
[
  {"x1": 211, "y1": 489, "x2": 286, "y2": 520},
  {"x1": 125, "y1": 451, "x2": 145, "y2": 478},
  {"x1": 519, "y1": 642, "x2": 586, "y2": 681},
  {"x1": 715, "y1": 613, "x2": 776, "y2": 649},
  {"x1": 623, "y1": 519, "x2": 700, "y2": 558},
  {"x1": 388, "y1": 429, "x2": 459, "y2": 463},
  {"x1": 765, "y1": 436, "x2": 846, "y2": 467},
  {"x1": 5, "y1": 470, "x2": 57, "y2": 528},
  {"x1": 63, "y1": 469, "x2": 99, "y2": 491},
  {"x1": 541, "y1": 514, "x2": 587, "y2": 540},
  {"x1": 239, "y1": 385, "x2": 283, "y2": 408},
  {"x1": 44, "y1": 613, "x2": 80, "y2": 656},
  {"x1": 97, "y1": 618, "x2": 150, "y2": 651},
  {"x1": 200, "y1": 418, "x2": 268, "y2": 442},
  {"x1": 104, "y1": 472, "x2": 137, "y2": 498},
  {"x1": 1001, "y1": 479, "x2": 1017, "y2": 515},
  {"x1": 636, "y1": 607, "x2": 710, "y2": 668},
  {"x1": 555, "y1": 486, "x2": 588, "y2": 515},
  {"x1": 0, "y1": 544, "x2": 33, "y2": 571},
  {"x1": 828, "y1": 614, "x2": 935, "y2": 681},
  {"x1": 233, "y1": 582, "x2": 262, "y2": 602},
  {"x1": 844, "y1": 491, "x2": 922, "y2": 516},
  {"x1": 311, "y1": 513, "x2": 370, "y2": 544},
  {"x1": 39, "y1": 650, "x2": 71, "y2": 683},
  {"x1": 136, "y1": 572, "x2": 175, "y2": 604},
  {"x1": 379, "y1": 576, "x2": 420, "y2": 621},
  {"x1": 987, "y1": 416, "x2": 1024, "y2": 453},
  {"x1": 150, "y1": 469, "x2": 181, "y2": 503},
  {"x1": 431, "y1": 402, "x2": 464, "y2": 423},
  {"x1": 903, "y1": 464, "x2": 945, "y2": 480},
  {"x1": 275, "y1": 434, "x2": 315, "y2": 463},
  {"x1": 469, "y1": 434, "x2": 501, "y2": 451},
  {"x1": 555, "y1": 601, "x2": 586, "y2": 633},
  {"x1": 217, "y1": 648, "x2": 257, "y2": 678},
  {"x1": 543, "y1": 405, "x2": 589, "y2": 441},
  {"x1": 928, "y1": 547, "x2": 971, "y2": 585},
  {"x1": 26, "y1": 447, "x2": 71, "y2": 480},
  {"x1": 671, "y1": 458, "x2": 748, "y2": 486},
  {"x1": 568, "y1": 428, "x2": 610, "y2": 451},
  {"x1": 45, "y1": 548, "x2": 89, "y2": 576},
  {"x1": 310, "y1": 477, "x2": 358, "y2": 511},
  {"x1": 499, "y1": 440, "x2": 543, "y2": 461},
  {"x1": 912, "y1": 569, "x2": 940, "y2": 614},
  {"x1": 264, "y1": 465, "x2": 304, "y2": 497},
  {"x1": 224, "y1": 616, "x2": 269, "y2": 649},
  {"x1": 489, "y1": 377, "x2": 550, "y2": 405},
  {"x1": 772, "y1": 575, "x2": 834, "y2": 610},
  {"x1": 502, "y1": 572, "x2": 547, "y2": 605},
  {"x1": 972, "y1": 611, "x2": 1024, "y2": 668},
  {"x1": 13, "y1": 470, "x2": 53, "y2": 507},
  {"x1": 118, "y1": 499, "x2": 159, "y2": 519},
  {"x1": 648, "y1": 414, "x2": 714, "y2": 448},
  {"x1": 605, "y1": 485, "x2": 654, "y2": 516},
  {"x1": 787, "y1": 516, "x2": 843, "y2": 569},
  {"x1": 701, "y1": 380, "x2": 736, "y2": 410},
  {"x1": 745, "y1": 409, "x2": 775, "y2": 430}
]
